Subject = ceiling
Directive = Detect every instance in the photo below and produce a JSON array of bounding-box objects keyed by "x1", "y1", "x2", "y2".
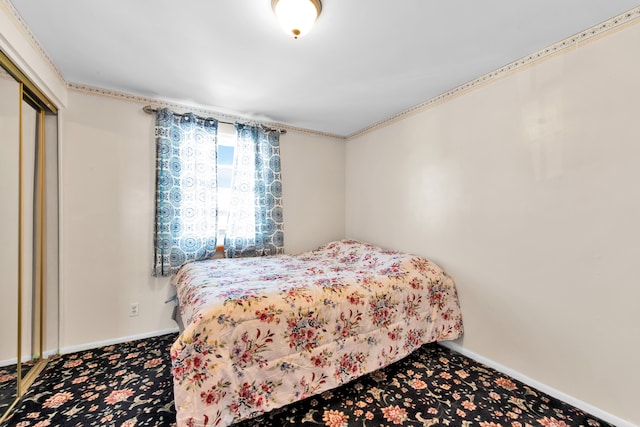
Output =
[{"x1": 9, "y1": 0, "x2": 640, "y2": 137}]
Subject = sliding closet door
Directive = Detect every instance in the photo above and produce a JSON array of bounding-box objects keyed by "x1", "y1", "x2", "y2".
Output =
[
  {"x1": 0, "y1": 63, "x2": 20, "y2": 417},
  {"x1": 20, "y1": 100, "x2": 38, "y2": 372},
  {"x1": 0, "y1": 50, "x2": 58, "y2": 423}
]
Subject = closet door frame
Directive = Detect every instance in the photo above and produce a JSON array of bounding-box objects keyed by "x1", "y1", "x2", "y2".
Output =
[{"x1": 0, "y1": 49, "x2": 57, "y2": 424}]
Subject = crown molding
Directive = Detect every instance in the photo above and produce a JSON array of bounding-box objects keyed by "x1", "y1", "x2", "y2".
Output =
[
  {"x1": 6, "y1": 0, "x2": 638, "y2": 141},
  {"x1": 67, "y1": 83, "x2": 346, "y2": 140},
  {"x1": 1, "y1": 0, "x2": 66, "y2": 86},
  {"x1": 347, "y1": 6, "x2": 640, "y2": 140}
]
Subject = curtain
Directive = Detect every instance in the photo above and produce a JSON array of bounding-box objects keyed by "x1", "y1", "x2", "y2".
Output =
[
  {"x1": 153, "y1": 108, "x2": 219, "y2": 276},
  {"x1": 224, "y1": 123, "x2": 284, "y2": 258}
]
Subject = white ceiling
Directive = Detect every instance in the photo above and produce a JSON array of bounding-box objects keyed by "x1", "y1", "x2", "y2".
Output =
[{"x1": 9, "y1": 0, "x2": 640, "y2": 137}]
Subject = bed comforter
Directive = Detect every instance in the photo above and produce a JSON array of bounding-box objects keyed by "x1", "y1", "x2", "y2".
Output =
[{"x1": 171, "y1": 240, "x2": 463, "y2": 426}]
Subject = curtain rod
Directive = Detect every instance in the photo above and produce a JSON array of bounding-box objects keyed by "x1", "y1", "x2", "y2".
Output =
[{"x1": 142, "y1": 105, "x2": 286, "y2": 134}]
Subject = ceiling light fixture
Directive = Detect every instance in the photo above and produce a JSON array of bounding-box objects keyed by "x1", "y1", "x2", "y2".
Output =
[{"x1": 272, "y1": 0, "x2": 322, "y2": 39}]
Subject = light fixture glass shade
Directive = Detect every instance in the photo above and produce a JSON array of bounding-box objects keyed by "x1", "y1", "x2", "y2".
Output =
[{"x1": 272, "y1": 0, "x2": 321, "y2": 39}]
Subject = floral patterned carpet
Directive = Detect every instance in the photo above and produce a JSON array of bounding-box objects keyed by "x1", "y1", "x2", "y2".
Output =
[
  {"x1": 1, "y1": 333, "x2": 612, "y2": 427},
  {"x1": 1, "y1": 334, "x2": 177, "y2": 427}
]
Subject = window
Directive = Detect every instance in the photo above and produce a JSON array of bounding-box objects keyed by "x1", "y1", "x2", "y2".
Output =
[
  {"x1": 216, "y1": 123, "x2": 236, "y2": 244},
  {"x1": 153, "y1": 109, "x2": 283, "y2": 275}
]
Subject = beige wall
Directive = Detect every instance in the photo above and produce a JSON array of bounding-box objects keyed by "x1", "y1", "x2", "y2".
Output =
[
  {"x1": 346, "y1": 22, "x2": 640, "y2": 425},
  {"x1": 59, "y1": 90, "x2": 345, "y2": 351},
  {"x1": 281, "y1": 130, "x2": 345, "y2": 253}
]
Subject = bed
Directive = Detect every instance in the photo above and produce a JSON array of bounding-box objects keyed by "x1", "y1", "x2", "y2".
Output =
[{"x1": 170, "y1": 239, "x2": 463, "y2": 426}]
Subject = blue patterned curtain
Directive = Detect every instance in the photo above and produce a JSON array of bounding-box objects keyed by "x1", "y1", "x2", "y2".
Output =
[
  {"x1": 153, "y1": 108, "x2": 219, "y2": 276},
  {"x1": 224, "y1": 124, "x2": 284, "y2": 258}
]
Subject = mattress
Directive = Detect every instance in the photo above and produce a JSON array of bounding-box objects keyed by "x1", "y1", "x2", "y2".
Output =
[{"x1": 171, "y1": 240, "x2": 463, "y2": 426}]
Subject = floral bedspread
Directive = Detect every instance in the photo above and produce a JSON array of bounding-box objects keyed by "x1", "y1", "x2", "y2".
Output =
[{"x1": 171, "y1": 240, "x2": 463, "y2": 426}]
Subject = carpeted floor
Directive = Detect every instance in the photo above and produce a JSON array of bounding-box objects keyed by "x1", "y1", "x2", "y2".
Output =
[
  {"x1": 1, "y1": 333, "x2": 612, "y2": 427},
  {"x1": 0, "y1": 367, "x2": 17, "y2": 419},
  {"x1": 0, "y1": 361, "x2": 35, "y2": 419}
]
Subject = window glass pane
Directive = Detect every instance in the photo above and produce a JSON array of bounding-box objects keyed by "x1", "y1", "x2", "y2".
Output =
[
  {"x1": 218, "y1": 145, "x2": 234, "y2": 165},
  {"x1": 218, "y1": 166, "x2": 232, "y2": 188},
  {"x1": 217, "y1": 126, "x2": 236, "y2": 243}
]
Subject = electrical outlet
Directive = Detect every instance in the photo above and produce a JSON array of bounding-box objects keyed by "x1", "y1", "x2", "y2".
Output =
[{"x1": 129, "y1": 302, "x2": 139, "y2": 317}]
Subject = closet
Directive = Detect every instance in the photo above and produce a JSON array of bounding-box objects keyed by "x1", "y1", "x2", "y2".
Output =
[{"x1": 0, "y1": 50, "x2": 59, "y2": 423}]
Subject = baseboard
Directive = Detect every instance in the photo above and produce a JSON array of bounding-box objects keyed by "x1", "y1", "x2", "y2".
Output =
[
  {"x1": 1, "y1": 349, "x2": 59, "y2": 367},
  {"x1": 59, "y1": 327, "x2": 179, "y2": 356},
  {"x1": 439, "y1": 341, "x2": 636, "y2": 427},
  {"x1": 43, "y1": 349, "x2": 57, "y2": 359},
  {"x1": 0, "y1": 357, "x2": 16, "y2": 367}
]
